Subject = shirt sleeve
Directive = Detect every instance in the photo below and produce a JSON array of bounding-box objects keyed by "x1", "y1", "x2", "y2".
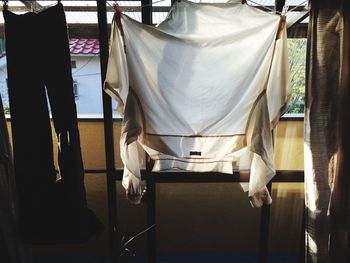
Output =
[
  {"x1": 104, "y1": 16, "x2": 144, "y2": 203},
  {"x1": 104, "y1": 17, "x2": 129, "y2": 116},
  {"x1": 245, "y1": 19, "x2": 291, "y2": 207},
  {"x1": 266, "y1": 19, "x2": 291, "y2": 128}
]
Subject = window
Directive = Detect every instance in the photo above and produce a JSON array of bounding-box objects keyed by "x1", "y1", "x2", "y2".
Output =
[
  {"x1": 287, "y1": 38, "x2": 307, "y2": 114},
  {"x1": 0, "y1": 78, "x2": 9, "y2": 114},
  {"x1": 71, "y1": 60, "x2": 77, "y2": 68},
  {"x1": 73, "y1": 80, "x2": 79, "y2": 99},
  {"x1": 0, "y1": 38, "x2": 5, "y2": 54}
]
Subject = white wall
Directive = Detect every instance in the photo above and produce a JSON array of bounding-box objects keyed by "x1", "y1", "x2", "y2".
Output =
[{"x1": 71, "y1": 55, "x2": 104, "y2": 115}]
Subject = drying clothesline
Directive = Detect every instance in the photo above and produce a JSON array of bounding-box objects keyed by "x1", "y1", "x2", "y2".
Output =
[
  {"x1": 0, "y1": 0, "x2": 308, "y2": 16},
  {"x1": 107, "y1": 0, "x2": 165, "y2": 13},
  {"x1": 108, "y1": 0, "x2": 308, "y2": 16}
]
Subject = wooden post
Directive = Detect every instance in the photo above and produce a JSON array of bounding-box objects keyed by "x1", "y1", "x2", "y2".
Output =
[{"x1": 97, "y1": 1, "x2": 118, "y2": 262}]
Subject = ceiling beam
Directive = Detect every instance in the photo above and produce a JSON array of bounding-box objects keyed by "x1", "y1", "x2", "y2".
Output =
[{"x1": 287, "y1": 23, "x2": 307, "y2": 38}]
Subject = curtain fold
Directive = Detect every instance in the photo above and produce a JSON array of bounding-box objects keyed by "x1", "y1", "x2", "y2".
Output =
[{"x1": 305, "y1": 0, "x2": 350, "y2": 261}]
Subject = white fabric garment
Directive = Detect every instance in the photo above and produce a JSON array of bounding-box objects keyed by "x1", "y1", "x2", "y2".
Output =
[{"x1": 104, "y1": 0, "x2": 290, "y2": 207}]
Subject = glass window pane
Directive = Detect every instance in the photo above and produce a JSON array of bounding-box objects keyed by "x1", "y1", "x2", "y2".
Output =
[{"x1": 287, "y1": 38, "x2": 306, "y2": 114}]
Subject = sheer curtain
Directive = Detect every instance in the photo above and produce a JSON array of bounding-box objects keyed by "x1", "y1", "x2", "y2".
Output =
[{"x1": 305, "y1": 0, "x2": 350, "y2": 261}]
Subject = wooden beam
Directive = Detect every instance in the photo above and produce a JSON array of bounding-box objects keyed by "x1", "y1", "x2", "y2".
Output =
[
  {"x1": 110, "y1": 169, "x2": 305, "y2": 183},
  {"x1": 287, "y1": 23, "x2": 308, "y2": 38}
]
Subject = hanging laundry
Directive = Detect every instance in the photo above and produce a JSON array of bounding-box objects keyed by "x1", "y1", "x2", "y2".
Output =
[
  {"x1": 105, "y1": 0, "x2": 291, "y2": 207},
  {"x1": 0, "y1": 94, "x2": 27, "y2": 262},
  {"x1": 3, "y1": 3, "x2": 103, "y2": 243}
]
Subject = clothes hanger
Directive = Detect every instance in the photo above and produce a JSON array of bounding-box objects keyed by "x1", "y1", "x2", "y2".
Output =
[
  {"x1": 2, "y1": 0, "x2": 8, "y2": 11},
  {"x1": 35, "y1": 0, "x2": 62, "y2": 13},
  {"x1": 113, "y1": 1, "x2": 121, "y2": 13}
]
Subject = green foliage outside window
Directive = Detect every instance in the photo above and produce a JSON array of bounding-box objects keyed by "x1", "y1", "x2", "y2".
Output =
[
  {"x1": 287, "y1": 38, "x2": 306, "y2": 114},
  {"x1": 3, "y1": 105, "x2": 10, "y2": 114}
]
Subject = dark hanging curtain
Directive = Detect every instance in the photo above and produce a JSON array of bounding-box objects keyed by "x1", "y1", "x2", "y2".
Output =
[
  {"x1": 3, "y1": 3, "x2": 103, "y2": 244},
  {"x1": 305, "y1": 0, "x2": 350, "y2": 261}
]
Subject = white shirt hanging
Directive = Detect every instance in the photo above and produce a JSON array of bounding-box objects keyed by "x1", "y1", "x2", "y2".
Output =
[{"x1": 104, "y1": 0, "x2": 291, "y2": 207}]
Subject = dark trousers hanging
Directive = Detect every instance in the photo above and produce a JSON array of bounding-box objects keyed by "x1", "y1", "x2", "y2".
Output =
[
  {"x1": 0, "y1": 94, "x2": 26, "y2": 262},
  {"x1": 3, "y1": 3, "x2": 103, "y2": 244}
]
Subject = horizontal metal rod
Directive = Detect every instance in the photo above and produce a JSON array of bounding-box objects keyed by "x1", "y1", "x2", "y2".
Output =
[
  {"x1": 85, "y1": 168, "x2": 304, "y2": 183},
  {"x1": 5, "y1": 116, "x2": 304, "y2": 122}
]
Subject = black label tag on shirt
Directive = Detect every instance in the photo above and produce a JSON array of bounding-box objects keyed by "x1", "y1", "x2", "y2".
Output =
[{"x1": 190, "y1": 151, "x2": 201, "y2": 156}]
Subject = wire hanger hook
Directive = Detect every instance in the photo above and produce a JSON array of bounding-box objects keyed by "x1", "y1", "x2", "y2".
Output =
[{"x1": 2, "y1": 0, "x2": 8, "y2": 11}]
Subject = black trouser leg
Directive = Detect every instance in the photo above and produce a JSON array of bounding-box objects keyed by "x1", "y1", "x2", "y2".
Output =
[
  {"x1": 4, "y1": 8, "x2": 57, "y2": 243},
  {"x1": 40, "y1": 3, "x2": 103, "y2": 242},
  {"x1": 4, "y1": 4, "x2": 102, "y2": 244}
]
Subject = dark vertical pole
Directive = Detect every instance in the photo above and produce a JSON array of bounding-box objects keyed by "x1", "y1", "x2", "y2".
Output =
[
  {"x1": 141, "y1": 0, "x2": 152, "y2": 25},
  {"x1": 259, "y1": 0, "x2": 285, "y2": 258},
  {"x1": 299, "y1": 204, "x2": 306, "y2": 263},
  {"x1": 97, "y1": 1, "x2": 118, "y2": 262},
  {"x1": 275, "y1": 0, "x2": 286, "y2": 12},
  {"x1": 141, "y1": 2, "x2": 155, "y2": 262},
  {"x1": 259, "y1": 182, "x2": 272, "y2": 263},
  {"x1": 146, "y1": 155, "x2": 156, "y2": 263}
]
